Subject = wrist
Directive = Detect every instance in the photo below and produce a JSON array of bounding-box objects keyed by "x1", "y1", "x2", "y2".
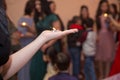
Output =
[{"x1": 37, "y1": 34, "x2": 47, "y2": 44}]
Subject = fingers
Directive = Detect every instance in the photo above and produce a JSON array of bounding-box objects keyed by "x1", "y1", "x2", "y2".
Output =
[{"x1": 62, "y1": 29, "x2": 78, "y2": 35}]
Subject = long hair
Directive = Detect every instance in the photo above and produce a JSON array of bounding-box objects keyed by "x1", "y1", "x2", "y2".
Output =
[
  {"x1": 41, "y1": 0, "x2": 52, "y2": 16},
  {"x1": 80, "y1": 5, "x2": 89, "y2": 20},
  {"x1": 96, "y1": 0, "x2": 109, "y2": 31},
  {"x1": 110, "y1": 3, "x2": 118, "y2": 19},
  {"x1": 3, "y1": 0, "x2": 7, "y2": 11},
  {"x1": 24, "y1": 1, "x2": 35, "y2": 16},
  {"x1": 34, "y1": 0, "x2": 44, "y2": 23}
]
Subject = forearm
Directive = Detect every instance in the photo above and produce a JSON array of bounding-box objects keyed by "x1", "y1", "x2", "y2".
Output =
[
  {"x1": 27, "y1": 26, "x2": 36, "y2": 34},
  {"x1": 41, "y1": 40, "x2": 56, "y2": 52},
  {"x1": 3, "y1": 35, "x2": 46, "y2": 80},
  {"x1": 111, "y1": 18, "x2": 120, "y2": 30},
  {"x1": 23, "y1": 32, "x2": 35, "y2": 38},
  {"x1": 3, "y1": 29, "x2": 78, "y2": 79}
]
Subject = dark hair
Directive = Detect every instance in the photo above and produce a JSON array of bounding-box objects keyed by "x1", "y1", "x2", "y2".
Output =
[
  {"x1": 24, "y1": 1, "x2": 35, "y2": 16},
  {"x1": 55, "y1": 53, "x2": 70, "y2": 71},
  {"x1": 110, "y1": 3, "x2": 118, "y2": 19},
  {"x1": 67, "y1": 16, "x2": 81, "y2": 29},
  {"x1": 72, "y1": 16, "x2": 82, "y2": 24},
  {"x1": 45, "y1": 47, "x2": 58, "y2": 65},
  {"x1": 80, "y1": 5, "x2": 89, "y2": 19},
  {"x1": 48, "y1": 1, "x2": 55, "y2": 6},
  {"x1": 41, "y1": 0, "x2": 52, "y2": 16},
  {"x1": 96, "y1": 0, "x2": 109, "y2": 31},
  {"x1": 34, "y1": 0, "x2": 44, "y2": 23},
  {"x1": 3, "y1": 0, "x2": 7, "y2": 11},
  {"x1": 85, "y1": 18, "x2": 94, "y2": 28}
]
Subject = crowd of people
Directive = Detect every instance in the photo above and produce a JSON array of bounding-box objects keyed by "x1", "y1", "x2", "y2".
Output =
[{"x1": 1, "y1": 0, "x2": 120, "y2": 80}]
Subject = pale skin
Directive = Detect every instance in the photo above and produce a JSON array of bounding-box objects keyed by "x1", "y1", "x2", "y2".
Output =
[
  {"x1": 0, "y1": 29, "x2": 78, "y2": 80},
  {"x1": 109, "y1": 15, "x2": 120, "y2": 31}
]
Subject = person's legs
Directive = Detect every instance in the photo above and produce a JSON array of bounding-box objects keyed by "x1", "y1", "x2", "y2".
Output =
[
  {"x1": 84, "y1": 57, "x2": 90, "y2": 80},
  {"x1": 69, "y1": 47, "x2": 81, "y2": 79},
  {"x1": 98, "y1": 61, "x2": 104, "y2": 79},
  {"x1": 84, "y1": 56, "x2": 96, "y2": 80},
  {"x1": 104, "y1": 62, "x2": 111, "y2": 77}
]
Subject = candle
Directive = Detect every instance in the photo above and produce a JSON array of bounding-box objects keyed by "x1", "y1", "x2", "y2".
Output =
[
  {"x1": 21, "y1": 22, "x2": 27, "y2": 26},
  {"x1": 104, "y1": 13, "x2": 108, "y2": 17}
]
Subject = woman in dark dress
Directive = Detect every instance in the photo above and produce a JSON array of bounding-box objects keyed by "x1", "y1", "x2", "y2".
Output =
[
  {"x1": 30, "y1": 0, "x2": 47, "y2": 80},
  {"x1": 30, "y1": 0, "x2": 62, "y2": 80}
]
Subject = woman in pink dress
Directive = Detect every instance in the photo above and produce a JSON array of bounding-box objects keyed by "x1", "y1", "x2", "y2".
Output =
[{"x1": 95, "y1": 0, "x2": 115, "y2": 79}]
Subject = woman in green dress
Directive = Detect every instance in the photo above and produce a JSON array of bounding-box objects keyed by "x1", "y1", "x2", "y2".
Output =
[
  {"x1": 30, "y1": 0, "x2": 61, "y2": 80},
  {"x1": 30, "y1": 0, "x2": 47, "y2": 80}
]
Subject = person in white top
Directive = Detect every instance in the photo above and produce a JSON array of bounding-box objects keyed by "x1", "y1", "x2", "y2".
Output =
[{"x1": 82, "y1": 18, "x2": 97, "y2": 80}]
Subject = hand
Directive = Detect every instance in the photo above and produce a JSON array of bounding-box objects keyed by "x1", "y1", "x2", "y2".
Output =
[
  {"x1": 100, "y1": 14, "x2": 108, "y2": 22},
  {"x1": 20, "y1": 22, "x2": 28, "y2": 28},
  {"x1": 39, "y1": 29, "x2": 78, "y2": 42},
  {"x1": 108, "y1": 14, "x2": 113, "y2": 21},
  {"x1": 41, "y1": 44, "x2": 47, "y2": 52}
]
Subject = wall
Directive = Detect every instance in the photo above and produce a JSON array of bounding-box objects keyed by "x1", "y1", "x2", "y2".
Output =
[{"x1": 7, "y1": 0, "x2": 118, "y2": 27}]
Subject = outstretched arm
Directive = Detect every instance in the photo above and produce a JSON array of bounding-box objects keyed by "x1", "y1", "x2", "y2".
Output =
[{"x1": 3, "y1": 29, "x2": 78, "y2": 80}]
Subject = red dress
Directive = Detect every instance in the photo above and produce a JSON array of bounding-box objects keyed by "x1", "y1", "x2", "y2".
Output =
[{"x1": 109, "y1": 33, "x2": 120, "y2": 76}]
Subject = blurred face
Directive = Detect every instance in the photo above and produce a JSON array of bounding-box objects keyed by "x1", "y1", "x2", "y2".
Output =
[
  {"x1": 50, "y1": 2, "x2": 56, "y2": 13},
  {"x1": 81, "y1": 8, "x2": 88, "y2": 19},
  {"x1": 110, "y1": 5, "x2": 115, "y2": 14},
  {"x1": 76, "y1": 20, "x2": 82, "y2": 25},
  {"x1": 100, "y1": 2, "x2": 108, "y2": 13},
  {"x1": 35, "y1": 0, "x2": 41, "y2": 12}
]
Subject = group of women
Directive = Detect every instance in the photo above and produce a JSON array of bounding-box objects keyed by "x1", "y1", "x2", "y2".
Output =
[{"x1": 17, "y1": 0, "x2": 65, "y2": 80}]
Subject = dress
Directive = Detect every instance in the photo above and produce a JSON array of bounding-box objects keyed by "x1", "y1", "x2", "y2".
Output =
[
  {"x1": 17, "y1": 17, "x2": 35, "y2": 80},
  {"x1": 109, "y1": 33, "x2": 120, "y2": 76},
  {"x1": 95, "y1": 23, "x2": 115, "y2": 62},
  {"x1": 30, "y1": 14, "x2": 59, "y2": 80}
]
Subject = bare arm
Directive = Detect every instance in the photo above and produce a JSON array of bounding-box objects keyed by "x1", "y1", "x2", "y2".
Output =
[
  {"x1": 22, "y1": 32, "x2": 35, "y2": 38},
  {"x1": 109, "y1": 15, "x2": 120, "y2": 31},
  {"x1": 52, "y1": 20, "x2": 61, "y2": 30},
  {"x1": 26, "y1": 23, "x2": 36, "y2": 34},
  {"x1": 3, "y1": 29, "x2": 78, "y2": 80}
]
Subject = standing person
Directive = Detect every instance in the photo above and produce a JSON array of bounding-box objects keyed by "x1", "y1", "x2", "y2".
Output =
[
  {"x1": 110, "y1": 4, "x2": 119, "y2": 20},
  {"x1": 79, "y1": 5, "x2": 93, "y2": 30},
  {"x1": 110, "y1": 3, "x2": 119, "y2": 42},
  {"x1": 30, "y1": 0, "x2": 47, "y2": 80},
  {"x1": 17, "y1": 1, "x2": 36, "y2": 80},
  {"x1": 83, "y1": 19, "x2": 97, "y2": 80},
  {"x1": 95, "y1": 0, "x2": 115, "y2": 79},
  {"x1": 30, "y1": 0, "x2": 61, "y2": 80},
  {"x1": 67, "y1": 16, "x2": 84, "y2": 79},
  {"x1": 48, "y1": 1, "x2": 66, "y2": 53},
  {"x1": 36, "y1": 0, "x2": 61, "y2": 52},
  {"x1": 48, "y1": 1, "x2": 64, "y2": 31},
  {"x1": 108, "y1": 14, "x2": 120, "y2": 76}
]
